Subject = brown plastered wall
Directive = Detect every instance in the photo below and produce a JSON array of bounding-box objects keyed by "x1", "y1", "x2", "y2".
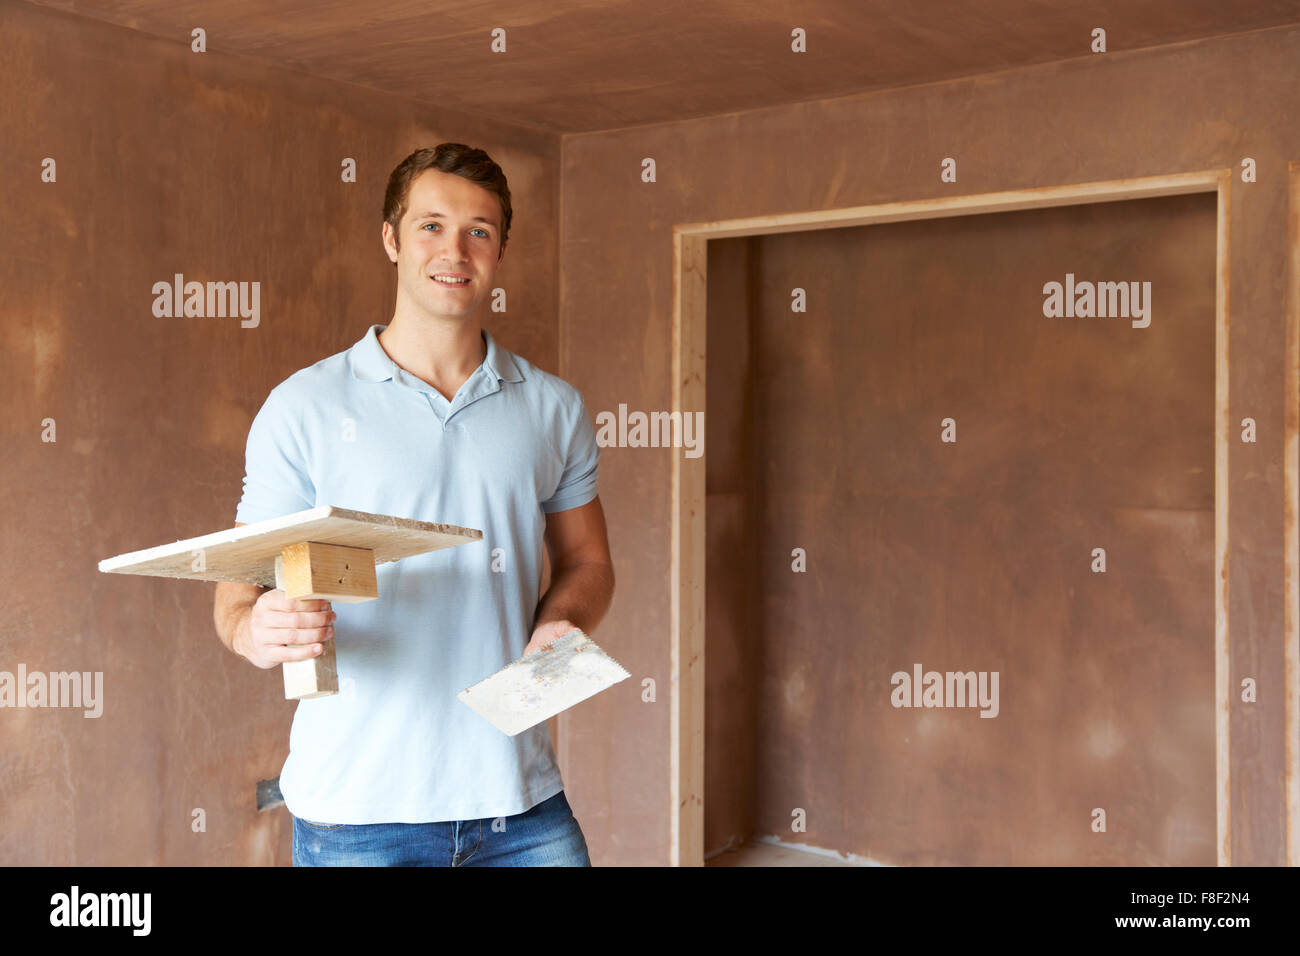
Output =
[
  {"x1": 708, "y1": 194, "x2": 1218, "y2": 865},
  {"x1": 703, "y1": 237, "x2": 761, "y2": 854},
  {"x1": 0, "y1": 1, "x2": 559, "y2": 864},
  {"x1": 558, "y1": 28, "x2": 1299, "y2": 864}
]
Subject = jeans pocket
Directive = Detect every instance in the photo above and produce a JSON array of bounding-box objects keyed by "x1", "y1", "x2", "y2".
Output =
[{"x1": 297, "y1": 816, "x2": 346, "y2": 832}]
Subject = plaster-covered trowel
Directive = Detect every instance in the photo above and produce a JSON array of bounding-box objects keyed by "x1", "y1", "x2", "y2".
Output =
[{"x1": 458, "y1": 628, "x2": 630, "y2": 735}]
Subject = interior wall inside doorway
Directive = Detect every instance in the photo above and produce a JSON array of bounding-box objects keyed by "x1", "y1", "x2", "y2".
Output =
[{"x1": 705, "y1": 192, "x2": 1219, "y2": 865}]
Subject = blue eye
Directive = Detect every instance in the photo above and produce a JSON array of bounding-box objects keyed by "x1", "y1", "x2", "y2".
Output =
[{"x1": 423, "y1": 223, "x2": 490, "y2": 238}]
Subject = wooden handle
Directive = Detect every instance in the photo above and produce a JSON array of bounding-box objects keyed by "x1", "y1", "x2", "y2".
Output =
[{"x1": 272, "y1": 543, "x2": 377, "y2": 700}]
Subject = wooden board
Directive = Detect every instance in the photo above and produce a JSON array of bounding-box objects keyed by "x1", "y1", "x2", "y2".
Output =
[{"x1": 98, "y1": 506, "x2": 483, "y2": 587}]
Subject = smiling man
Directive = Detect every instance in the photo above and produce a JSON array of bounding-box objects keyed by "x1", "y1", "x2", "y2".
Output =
[{"x1": 212, "y1": 144, "x2": 614, "y2": 866}]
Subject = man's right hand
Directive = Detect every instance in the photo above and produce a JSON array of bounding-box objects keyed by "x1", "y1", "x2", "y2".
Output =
[{"x1": 234, "y1": 589, "x2": 336, "y2": 670}]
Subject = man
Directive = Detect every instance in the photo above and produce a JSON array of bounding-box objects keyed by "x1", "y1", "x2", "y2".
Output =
[{"x1": 212, "y1": 144, "x2": 614, "y2": 866}]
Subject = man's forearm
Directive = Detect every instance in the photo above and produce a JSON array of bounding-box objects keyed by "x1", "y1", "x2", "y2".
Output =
[
  {"x1": 213, "y1": 582, "x2": 263, "y2": 658},
  {"x1": 533, "y1": 561, "x2": 615, "y2": 634}
]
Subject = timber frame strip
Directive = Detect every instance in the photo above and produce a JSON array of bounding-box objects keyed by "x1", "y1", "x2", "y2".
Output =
[{"x1": 1286, "y1": 162, "x2": 1300, "y2": 869}]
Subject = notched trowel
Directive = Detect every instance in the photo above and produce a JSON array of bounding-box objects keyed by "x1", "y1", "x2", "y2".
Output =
[{"x1": 458, "y1": 628, "x2": 630, "y2": 736}]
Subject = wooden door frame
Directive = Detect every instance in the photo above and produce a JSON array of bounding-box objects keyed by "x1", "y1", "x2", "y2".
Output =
[
  {"x1": 670, "y1": 169, "x2": 1235, "y2": 866},
  {"x1": 1285, "y1": 161, "x2": 1300, "y2": 869}
]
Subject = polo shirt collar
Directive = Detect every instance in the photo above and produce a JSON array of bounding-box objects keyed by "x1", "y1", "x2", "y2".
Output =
[
  {"x1": 483, "y1": 327, "x2": 525, "y2": 384},
  {"x1": 349, "y1": 324, "x2": 524, "y2": 384}
]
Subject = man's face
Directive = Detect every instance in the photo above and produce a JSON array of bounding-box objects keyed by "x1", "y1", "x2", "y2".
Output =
[{"x1": 383, "y1": 169, "x2": 506, "y2": 323}]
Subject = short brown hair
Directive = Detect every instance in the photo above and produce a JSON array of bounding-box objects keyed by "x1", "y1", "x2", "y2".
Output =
[{"x1": 382, "y1": 143, "x2": 512, "y2": 262}]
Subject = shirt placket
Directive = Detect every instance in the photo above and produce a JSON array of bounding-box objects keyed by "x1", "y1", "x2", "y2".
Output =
[{"x1": 443, "y1": 369, "x2": 501, "y2": 428}]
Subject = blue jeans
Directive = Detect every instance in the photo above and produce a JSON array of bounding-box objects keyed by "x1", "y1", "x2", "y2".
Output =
[{"x1": 291, "y1": 790, "x2": 592, "y2": 866}]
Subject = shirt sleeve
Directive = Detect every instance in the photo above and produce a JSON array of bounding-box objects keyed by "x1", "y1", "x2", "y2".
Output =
[
  {"x1": 541, "y1": 393, "x2": 600, "y2": 514},
  {"x1": 235, "y1": 385, "x2": 316, "y2": 525}
]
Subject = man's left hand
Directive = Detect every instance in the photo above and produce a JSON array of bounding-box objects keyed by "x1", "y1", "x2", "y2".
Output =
[{"x1": 523, "y1": 619, "x2": 579, "y2": 657}]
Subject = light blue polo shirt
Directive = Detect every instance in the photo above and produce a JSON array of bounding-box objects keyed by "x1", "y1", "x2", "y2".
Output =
[{"x1": 235, "y1": 323, "x2": 600, "y2": 824}]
